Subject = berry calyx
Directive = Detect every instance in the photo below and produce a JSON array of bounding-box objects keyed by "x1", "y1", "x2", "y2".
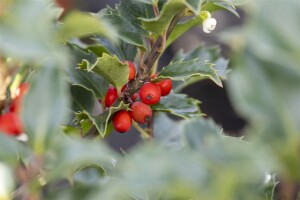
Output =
[
  {"x1": 0, "y1": 112, "x2": 23, "y2": 136},
  {"x1": 156, "y1": 79, "x2": 172, "y2": 96},
  {"x1": 139, "y1": 82, "x2": 161, "y2": 105},
  {"x1": 127, "y1": 61, "x2": 136, "y2": 81},
  {"x1": 131, "y1": 102, "x2": 152, "y2": 124},
  {"x1": 105, "y1": 86, "x2": 118, "y2": 107},
  {"x1": 112, "y1": 110, "x2": 132, "y2": 133}
]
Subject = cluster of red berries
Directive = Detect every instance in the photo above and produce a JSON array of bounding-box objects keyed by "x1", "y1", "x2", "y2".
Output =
[
  {"x1": 0, "y1": 83, "x2": 29, "y2": 136},
  {"x1": 104, "y1": 61, "x2": 172, "y2": 133}
]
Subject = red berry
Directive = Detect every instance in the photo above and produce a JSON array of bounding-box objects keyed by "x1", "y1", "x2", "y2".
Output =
[
  {"x1": 112, "y1": 110, "x2": 132, "y2": 133},
  {"x1": 131, "y1": 93, "x2": 139, "y2": 102},
  {"x1": 139, "y1": 83, "x2": 161, "y2": 105},
  {"x1": 0, "y1": 112, "x2": 23, "y2": 136},
  {"x1": 105, "y1": 86, "x2": 118, "y2": 107},
  {"x1": 127, "y1": 61, "x2": 136, "y2": 81},
  {"x1": 156, "y1": 79, "x2": 172, "y2": 96},
  {"x1": 131, "y1": 102, "x2": 152, "y2": 124}
]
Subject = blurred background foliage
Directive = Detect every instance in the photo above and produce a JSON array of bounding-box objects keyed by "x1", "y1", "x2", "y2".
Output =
[{"x1": 0, "y1": 0, "x2": 300, "y2": 199}]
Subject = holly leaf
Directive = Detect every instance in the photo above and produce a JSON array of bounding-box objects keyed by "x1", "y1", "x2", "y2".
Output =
[
  {"x1": 0, "y1": 0, "x2": 62, "y2": 60},
  {"x1": 172, "y1": 45, "x2": 229, "y2": 91},
  {"x1": 151, "y1": 92, "x2": 201, "y2": 118},
  {"x1": 140, "y1": 0, "x2": 203, "y2": 35},
  {"x1": 79, "y1": 53, "x2": 129, "y2": 92},
  {"x1": 69, "y1": 67, "x2": 109, "y2": 99},
  {"x1": 77, "y1": 102, "x2": 129, "y2": 137},
  {"x1": 70, "y1": 85, "x2": 95, "y2": 114},
  {"x1": 100, "y1": 8, "x2": 147, "y2": 50},
  {"x1": 140, "y1": 0, "x2": 186, "y2": 35},
  {"x1": 58, "y1": 11, "x2": 116, "y2": 41},
  {"x1": 203, "y1": 0, "x2": 239, "y2": 17},
  {"x1": 21, "y1": 65, "x2": 69, "y2": 153},
  {"x1": 67, "y1": 42, "x2": 109, "y2": 65},
  {"x1": 157, "y1": 59, "x2": 222, "y2": 87}
]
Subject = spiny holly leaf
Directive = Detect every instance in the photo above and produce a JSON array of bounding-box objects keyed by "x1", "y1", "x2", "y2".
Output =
[
  {"x1": 172, "y1": 45, "x2": 229, "y2": 91},
  {"x1": 141, "y1": 0, "x2": 203, "y2": 35},
  {"x1": 157, "y1": 59, "x2": 222, "y2": 87},
  {"x1": 67, "y1": 41, "x2": 109, "y2": 65},
  {"x1": 69, "y1": 67, "x2": 109, "y2": 99},
  {"x1": 79, "y1": 53, "x2": 129, "y2": 92},
  {"x1": 58, "y1": 11, "x2": 116, "y2": 41},
  {"x1": 151, "y1": 92, "x2": 201, "y2": 118},
  {"x1": 77, "y1": 102, "x2": 129, "y2": 137},
  {"x1": 100, "y1": 8, "x2": 147, "y2": 50}
]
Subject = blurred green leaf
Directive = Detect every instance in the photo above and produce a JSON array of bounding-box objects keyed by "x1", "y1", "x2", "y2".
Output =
[
  {"x1": 0, "y1": 0, "x2": 63, "y2": 60},
  {"x1": 227, "y1": 0, "x2": 300, "y2": 178},
  {"x1": 21, "y1": 65, "x2": 69, "y2": 153},
  {"x1": 157, "y1": 59, "x2": 222, "y2": 87},
  {"x1": 0, "y1": 134, "x2": 31, "y2": 165},
  {"x1": 46, "y1": 137, "x2": 118, "y2": 181},
  {"x1": 59, "y1": 11, "x2": 116, "y2": 41},
  {"x1": 151, "y1": 92, "x2": 201, "y2": 118},
  {"x1": 79, "y1": 53, "x2": 129, "y2": 92}
]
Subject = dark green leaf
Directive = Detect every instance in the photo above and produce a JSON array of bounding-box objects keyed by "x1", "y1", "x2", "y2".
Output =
[
  {"x1": 151, "y1": 92, "x2": 201, "y2": 118},
  {"x1": 204, "y1": 1, "x2": 239, "y2": 17},
  {"x1": 157, "y1": 59, "x2": 222, "y2": 87},
  {"x1": 69, "y1": 67, "x2": 109, "y2": 99},
  {"x1": 70, "y1": 85, "x2": 95, "y2": 113},
  {"x1": 172, "y1": 45, "x2": 229, "y2": 91}
]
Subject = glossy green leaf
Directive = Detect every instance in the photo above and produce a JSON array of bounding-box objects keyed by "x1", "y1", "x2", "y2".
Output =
[
  {"x1": 21, "y1": 66, "x2": 70, "y2": 153},
  {"x1": 151, "y1": 92, "x2": 201, "y2": 118},
  {"x1": 157, "y1": 59, "x2": 222, "y2": 87},
  {"x1": 59, "y1": 11, "x2": 116, "y2": 41},
  {"x1": 141, "y1": 0, "x2": 186, "y2": 35},
  {"x1": 79, "y1": 53, "x2": 129, "y2": 92},
  {"x1": 70, "y1": 85, "x2": 95, "y2": 114},
  {"x1": 77, "y1": 102, "x2": 129, "y2": 137},
  {"x1": 204, "y1": 1, "x2": 239, "y2": 17},
  {"x1": 172, "y1": 45, "x2": 229, "y2": 91},
  {"x1": 100, "y1": 8, "x2": 147, "y2": 49},
  {"x1": 69, "y1": 67, "x2": 109, "y2": 99}
]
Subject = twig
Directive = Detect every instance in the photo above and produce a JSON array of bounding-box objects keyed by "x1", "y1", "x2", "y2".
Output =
[
  {"x1": 133, "y1": 122, "x2": 151, "y2": 139},
  {"x1": 124, "y1": 10, "x2": 185, "y2": 98}
]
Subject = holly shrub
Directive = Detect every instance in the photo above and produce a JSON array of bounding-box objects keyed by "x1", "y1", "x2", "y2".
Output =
[{"x1": 0, "y1": 0, "x2": 299, "y2": 199}]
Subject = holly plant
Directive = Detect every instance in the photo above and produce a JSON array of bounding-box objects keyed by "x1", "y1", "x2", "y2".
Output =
[{"x1": 0, "y1": 0, "x2": 300, "y2": 199}]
